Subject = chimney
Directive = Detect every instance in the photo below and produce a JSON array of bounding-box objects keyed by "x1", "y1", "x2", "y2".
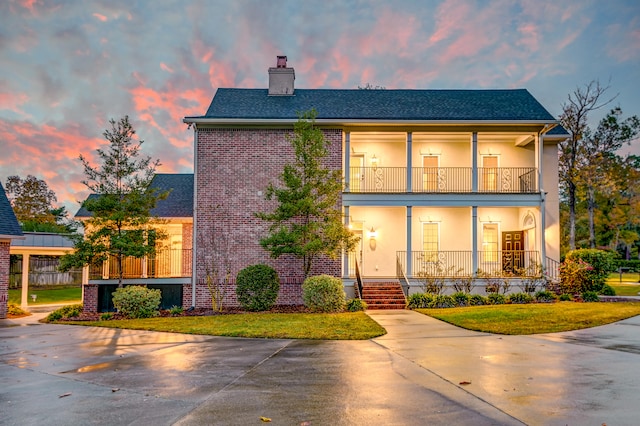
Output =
[{"x1": 268, "y1": 55, "x2": 295, "y2": 95}]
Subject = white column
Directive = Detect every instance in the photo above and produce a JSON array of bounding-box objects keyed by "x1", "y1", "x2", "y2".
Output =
[
  {"x1": 471, "y1": 132, "x2": 478, "y2": 192},
  {"x1": 344, "y1": 132, "x2": 351, "y2": 192},
  {"x1": 406, "y1": 132, "x2": 412, "y2": 192},
  {"x1": 343, "y1": 206, "x2": 350, "y2": 278},
  {"x1": 406, "y1": 206, "x2": 412, "y2": 277},
  {"x1": 472, "y1": 207, "x2": 478, "y2": 276},
  {"x1": 20, "y1": 253, "x2": 29, "y2": 308}
]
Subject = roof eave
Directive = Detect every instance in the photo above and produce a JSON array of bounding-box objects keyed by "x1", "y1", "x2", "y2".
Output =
[
  {"x1": 0, "y1": 234, "x2": 25, "y2": 240},
  {"x1": 184, "y1": 117, "x2": 559, "y2": 126}
]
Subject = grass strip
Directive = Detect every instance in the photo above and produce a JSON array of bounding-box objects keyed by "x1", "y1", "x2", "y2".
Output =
[
  {"x1": 417, "y1": 302, "x2": 640, "y2": 335},
  {"x1": 8, "y1": 287, "x2": 82, "y2": 305},
  {"x1": 65, "y1": 312, "x2": 387, "y2": 340}
]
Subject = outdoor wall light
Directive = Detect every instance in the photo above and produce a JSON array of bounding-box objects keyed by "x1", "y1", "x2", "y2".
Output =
[
  {"x1": 370, "y1": 154, "x2": 379, "y2": 171},
  {"x1": 368, "y1": 227, "x2": 377, "y2": 251}
]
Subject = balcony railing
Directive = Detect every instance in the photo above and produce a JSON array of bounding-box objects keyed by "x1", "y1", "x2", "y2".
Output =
[
  {"x1": 89, "y1": 248, "x2": 192, "y2": 280},
  {"x1": 347, "y1": 167, "x2": 537, "y2": 193},
  {"x1": 396, "y1": 250, "x2": 541, "y2": 278}
]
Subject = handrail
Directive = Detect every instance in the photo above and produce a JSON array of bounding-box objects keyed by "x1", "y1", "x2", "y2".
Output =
[
  {"x1": 348, "y1": 166, "x2": 538, "y2": 193},
  {"x1": 396, "y1": 254, "x2": 410, "y2": 297},
  {"x1": 545, "y1": 257, "x2": 561, "y2": 283},
  {"x1": 354, "y1": 257, "x2": 363, "y2": 299}
]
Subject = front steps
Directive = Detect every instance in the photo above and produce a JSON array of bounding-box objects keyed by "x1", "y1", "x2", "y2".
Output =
[{"x1": 361, "y1": 281, "x2": 406, "y2": 310}]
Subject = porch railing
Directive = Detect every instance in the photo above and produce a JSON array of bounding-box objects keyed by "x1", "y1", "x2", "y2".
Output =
[
  {"x1": 348, "y1": 167, "x2": 537, "y2": 193},
  {"x1": 396, "y1": 250, "x2": 541, "y2": 278},
  {"x1": 89, "y1": 248, "x2": 193, "y2": 280}
]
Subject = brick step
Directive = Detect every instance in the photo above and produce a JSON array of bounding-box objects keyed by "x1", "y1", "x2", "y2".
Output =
[
  {"x1": 362, "y1": 293, "x2": 404, "y2": 300},
  {"x1": 360, "y1": 281, "x2": 406, "y2": 309}
]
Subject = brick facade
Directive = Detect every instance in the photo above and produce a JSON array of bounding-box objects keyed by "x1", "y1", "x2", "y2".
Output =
[
  {"x1": 83, "y1": 284, "x2": 99, "y2": 313},
  {"x1": 0, "y1": 241, "x2": 10, "y2": 318},
  {"x1": 194, "y1": 127, "x2": 342, "y2": 308}
]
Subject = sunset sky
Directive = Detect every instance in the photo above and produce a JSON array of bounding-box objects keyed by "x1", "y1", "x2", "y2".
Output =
[{"x1": 1, "y1": 0, "x2": 639, "y2": 216}]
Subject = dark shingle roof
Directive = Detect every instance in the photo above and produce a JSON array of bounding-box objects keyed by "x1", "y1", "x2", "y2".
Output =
[
  {"x1": 0, "y1": 182, "x2": 23, "y2": 237},
  {"x1": 191, "y1": 88, "x2": 556, "y2": 122},
  {"x1": 75, "y1": 174, "x2": 193, "y2": 218}
]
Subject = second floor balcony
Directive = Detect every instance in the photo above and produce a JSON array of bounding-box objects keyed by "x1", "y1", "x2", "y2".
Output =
[{"x1": 346, "y1": 166, "x2": 538, "y2": 194}]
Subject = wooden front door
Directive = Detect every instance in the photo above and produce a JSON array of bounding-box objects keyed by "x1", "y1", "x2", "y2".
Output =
[{"x1": 502, "y1": 231, "x2": 524, "y2": 273}]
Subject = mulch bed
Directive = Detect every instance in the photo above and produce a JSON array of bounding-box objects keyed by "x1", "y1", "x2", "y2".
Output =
[{"x1": 58, "y1": 305, "x2": 312, "y2": 322}]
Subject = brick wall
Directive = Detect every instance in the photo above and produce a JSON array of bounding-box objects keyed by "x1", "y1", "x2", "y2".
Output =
[
  {"x1": 0, "y1": 241, "x2": 9, "y2": 318},
  {"x1": 194, "y1": 127, "x2": 342, "y2": 308},
  {"x1": 83, "y1": 284, "x2": 98, "y2": 313}
]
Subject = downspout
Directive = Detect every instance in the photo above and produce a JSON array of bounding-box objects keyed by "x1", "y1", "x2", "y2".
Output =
[{"x1": 191, "y1": 125, "x2": 198, "y2": 308}]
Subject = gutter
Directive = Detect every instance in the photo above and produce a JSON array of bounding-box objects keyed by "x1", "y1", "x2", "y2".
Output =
[
  {"x1": 191, "y1": 126, "x2": 198, "y2": 309},
  {"x1": 183, "y1": 117, "x2": 559, "y2": 126}
]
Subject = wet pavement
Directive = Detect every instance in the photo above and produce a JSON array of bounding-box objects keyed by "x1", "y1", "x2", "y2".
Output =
[{"x1": 1, "y1": 310, "x2": 639, "y2": 425}]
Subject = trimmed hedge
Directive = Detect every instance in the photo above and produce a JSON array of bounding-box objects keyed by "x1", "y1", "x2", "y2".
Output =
[
  {"x1": 302, "y1": 275, "x2": 346, "y2": 312},
  {"x1": 236, "y1": 264, "x2": 280, "y2": 311},
  {"x1": 112, "y1": 286, "x2": 161, "y2": 318}
]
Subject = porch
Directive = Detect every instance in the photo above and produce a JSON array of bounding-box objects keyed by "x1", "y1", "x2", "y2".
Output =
[{"x1": 89, "y1": 248, "x2": 192, "y2": 280}]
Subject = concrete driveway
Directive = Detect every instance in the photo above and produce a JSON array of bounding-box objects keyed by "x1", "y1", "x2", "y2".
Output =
[{"x1": 1, "y1": 310, "x2": 639, "y2": 425}]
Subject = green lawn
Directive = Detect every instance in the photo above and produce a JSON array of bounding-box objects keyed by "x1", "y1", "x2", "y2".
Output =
[
  {"x1": 8, "y1": 286, "x2": 82, "y2": 305},
  {"x1": 607, "y1": 272, "x2": 640, "y2": 296},
  {"x1": 418, "y1": 302, "x2": 640, "y2": 335},
  {"x1": 65, "y1": 312, "x2": 387, "y2": 340}
]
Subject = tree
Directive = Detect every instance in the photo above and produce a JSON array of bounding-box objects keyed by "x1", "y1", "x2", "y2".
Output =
[
  {"x1": 559, "y1": 80, "x2": 615, "y2": 250},
  {"x1": 577, "y1": 108, "x2": 640, "y2": 248},
  {"x1": 60, "y1": 116, "x2": 167, "y2": 286},
  {"x1": 5, "y1": 175, "x2": 75, "y2": 233},
  {"x1": 256, "y1": 109, "x2": 358, "y2": 278}
]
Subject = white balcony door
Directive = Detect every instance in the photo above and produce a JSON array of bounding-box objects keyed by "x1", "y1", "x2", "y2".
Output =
[
  {"x1": 422, "y1": 155, "x2": 439, "y2": 192},
  {"x1": 482, "y1": 155, "x2": 499, "y2": 191},
  {"x1": 350, "y1": 155, "x2": 364, "y2": 192}
]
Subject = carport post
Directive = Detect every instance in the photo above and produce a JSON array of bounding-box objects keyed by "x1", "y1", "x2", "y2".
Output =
[{"x1": 20, "y1": 253, "x2": 29, "y2": 309}]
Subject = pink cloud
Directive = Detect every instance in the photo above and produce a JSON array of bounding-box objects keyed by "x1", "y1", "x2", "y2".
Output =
[
  {"x1": 160, "y1": 62, "x2": 174, "y2": 73},
  {"x1": 93, "y1": 12, "x2": 108, "y2": 22}
]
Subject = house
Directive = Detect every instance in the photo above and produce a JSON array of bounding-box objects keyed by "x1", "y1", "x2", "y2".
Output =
[
  {"x1": 77, "y1": 173, "x2": 193, "y2": 312},
  {"x1": 183, "y1": 56, "x2": 567, "y2": 309},
  {"x1": 0, "y1": 182, "x2": 23, "y2": 318}
]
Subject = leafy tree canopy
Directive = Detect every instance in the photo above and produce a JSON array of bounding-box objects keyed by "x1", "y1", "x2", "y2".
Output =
[{"x1": 5, "y1": 175, "x2": 75, "y2": 233}]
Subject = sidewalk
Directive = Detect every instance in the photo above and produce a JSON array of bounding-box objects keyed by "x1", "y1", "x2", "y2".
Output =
[{"x1": 368, "y1": 309, "x2": 640, "y2": 425}]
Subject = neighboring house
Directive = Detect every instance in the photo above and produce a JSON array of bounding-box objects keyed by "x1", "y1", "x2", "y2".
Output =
[
  {"x1": 77, "y1": 173, "x2": 193, "y2": 312},
  {"x1": 183, "y1": 56, "x2": 568, "y2": 309},
  {"x1": 0, "y1": 182, "x2": 23, "y2": 318}
]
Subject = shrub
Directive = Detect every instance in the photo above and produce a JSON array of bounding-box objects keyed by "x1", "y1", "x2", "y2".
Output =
[
  {"x1": 346, "y1": 298, "x2": 368, "y2": 312},
  {"x1": 451, "y1": 291, "x2": 470, "y2": 307},
  {"x1": 582, "y1": 291, "x2": 600, "y2": 302},
  {"x1": 535, "y1": 290, "x2": 556, "y2": 303},
  {"x1": 487, "y1": 293, "x2": 506, "y2": 305},
  {"x1": 560, "y1": 249, "x2": 616, "y2": 294},
  {"x1": 112, "y1": 286, "x2": 161, "y2": 319},
  {"x1": 7, "y1": 303, "x2": 29, "y2": 317},
  {"x1": 599, "y1": 284, "x2": 616, "y2": 296},
  {"x1": 451, "y1": 274, "x2": 473, "y2": 294},
  {"x1": 44, "y1": 304, "x2": 83, "y2": 322},
  {"x1": 100, "y1": 312, "x2": 113, "y2": 321},
  {"x1": 508, "y1": 292, "x2": 533, "y2": 304},
  {"x1": 302, "y1": 275, "x2": 346, "y2": 312},
  {"x1": 428, "y1": 295, "x2": 455, "y2": 308},
  {"x1": 558, "y1": 293, "x2": 572, "y2": 301},
  {"x1": 469, "y1": 294, "x2": 487, "y2": 306},
  {"x1": 235, "y1": 264, "x2": 280, "y2": 311},
  {"x1": 407, "y1": 293, "x2": 434, "y2": 309},
  {"x1": 169, "y1": 305, "x2": 184, "y2": 315}
]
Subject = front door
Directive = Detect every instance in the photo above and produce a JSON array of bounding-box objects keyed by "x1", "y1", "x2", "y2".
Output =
[{"x1": 502, "y1": 231, "x2": 524, "y2": 273}]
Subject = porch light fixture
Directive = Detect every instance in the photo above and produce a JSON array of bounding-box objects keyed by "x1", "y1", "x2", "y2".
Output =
[
  {"x1": 370, "y1": 154, "x2": 379, "y2": 171},
  {"x1": 368, "y1": 227, "x2": 377, "y2": 251},
  {"x1": 368, "y1": 227, "x2": 377, "y2": 239}
]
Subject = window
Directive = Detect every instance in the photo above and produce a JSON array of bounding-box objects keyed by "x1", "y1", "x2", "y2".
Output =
[
  {"x1": 482, "y1": 223, "x2": 498, "y2": 262},
  {"x1": 422, "y1": 155, "x2": 439, "y2": 191},
  {"x1": 422, "y1": 222, "x2": 439, "y2": 262}
]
